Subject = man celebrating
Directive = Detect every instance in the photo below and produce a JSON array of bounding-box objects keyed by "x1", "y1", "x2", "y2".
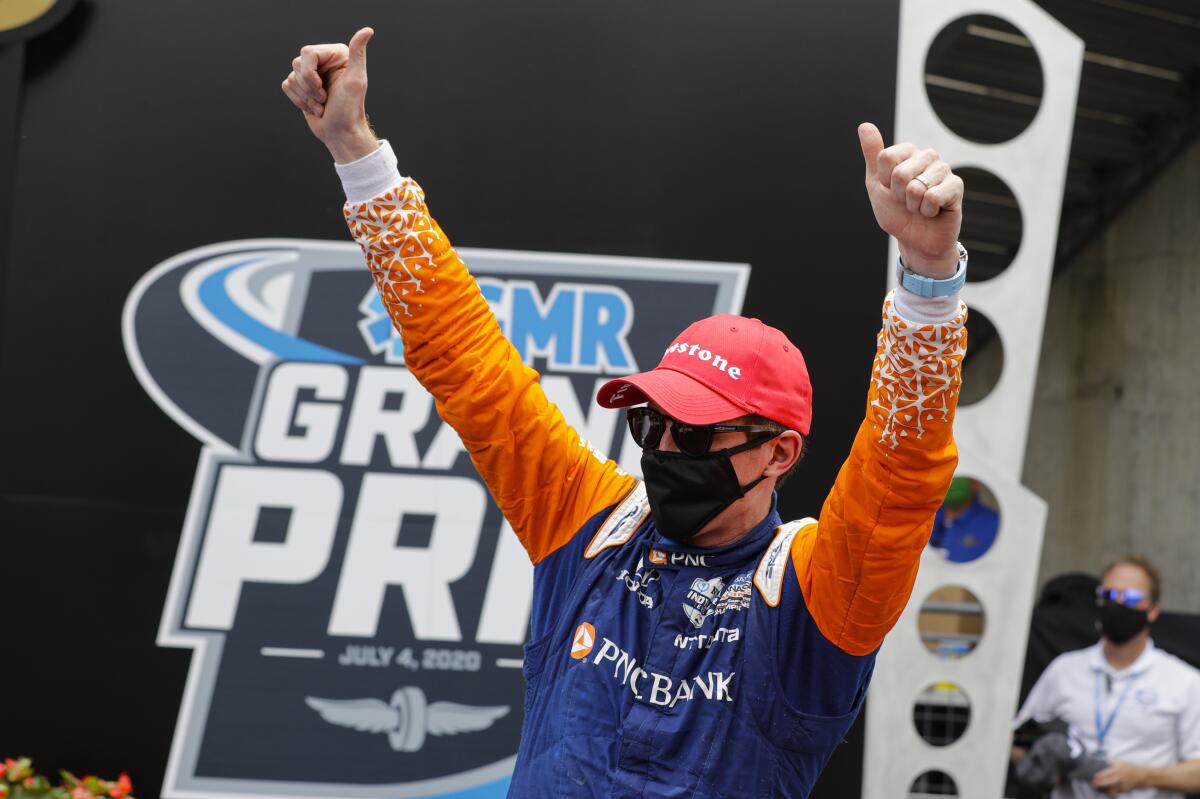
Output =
[
  {"x1": 1015, "y1": 557, "x2": 1200, "y2": 797},
  {"x1": 282, "y1": 28, "x2": 968, "y2": 797}
]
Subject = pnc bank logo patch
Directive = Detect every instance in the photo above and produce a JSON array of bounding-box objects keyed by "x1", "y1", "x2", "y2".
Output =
[
  {"x1": 571, "y1": 622, "x2": 596, "y2": 659},
  {"x1": 646, "y1": 549, "x2": 710, "y2": 568},
  {"x1": 575, "y1": 629, "x2": 735, "y2": 707},
  {"x1": 122, "y1": 239, "x2": 747, "y2": 799}
]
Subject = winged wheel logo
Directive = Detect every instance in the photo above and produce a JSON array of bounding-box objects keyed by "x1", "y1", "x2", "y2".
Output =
[{"x1": 306, "y1": 687, "x2": 510, "y2": 753}]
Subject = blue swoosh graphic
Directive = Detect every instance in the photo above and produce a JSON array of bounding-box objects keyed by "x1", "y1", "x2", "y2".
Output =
[{"x1": 198, "y1": 257, "x2": 363, "y2": 365}]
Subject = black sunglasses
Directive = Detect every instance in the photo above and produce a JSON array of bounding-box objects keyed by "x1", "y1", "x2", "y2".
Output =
[{"x1": 626, "y1": 407, "x2": 779, "y2": 457}]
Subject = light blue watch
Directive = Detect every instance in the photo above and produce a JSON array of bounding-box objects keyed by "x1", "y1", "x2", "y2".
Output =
[{"x1": 895, "y1": 242, "x2": 968, "y2": 298}]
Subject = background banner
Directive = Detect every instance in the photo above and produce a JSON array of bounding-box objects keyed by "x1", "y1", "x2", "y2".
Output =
[{"x1": 0, "y1": 1, "x2": 900, "y2": 796}]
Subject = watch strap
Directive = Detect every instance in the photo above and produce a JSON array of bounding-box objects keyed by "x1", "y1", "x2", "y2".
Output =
[{"x1": 896, "y1": 243, "x2": 968, "y2": 298}]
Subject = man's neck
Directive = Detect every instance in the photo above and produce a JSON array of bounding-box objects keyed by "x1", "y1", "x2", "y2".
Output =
[{"x1": 1103, "y1": 632, "x2": 1150, "y2": 672}]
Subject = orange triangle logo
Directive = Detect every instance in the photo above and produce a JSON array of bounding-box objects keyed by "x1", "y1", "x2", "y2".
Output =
[{"x1": 571, "y1": 622, "x2": 596, "y2": 660}]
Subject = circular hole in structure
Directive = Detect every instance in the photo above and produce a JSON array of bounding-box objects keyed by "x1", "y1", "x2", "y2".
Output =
[
  {"x1": 959, "y1": 306, "x2": 1003, "y2": 406},
  {"x1": 908, "y1": 770, "x2": 960, "y2": 797},
  {"x1": 919, "y1": 585, "x2": 985, "y2": 659},
  {"x1": 927, "y1": 475, "x2": 1000, "y2": 564},
  {"x1": 913, "y1": 681, "x2": 972, "y2": 747},
  {"x1": 924, "y1": 15, "x2": 1044, "y2": 145},
  {"x1": 957, "y1": 167, "x2": 1023, "y2": 281}
]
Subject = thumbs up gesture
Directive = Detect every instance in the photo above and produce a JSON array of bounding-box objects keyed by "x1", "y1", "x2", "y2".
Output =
[
  {"x1": 282, "y1": 27, "x2": 379, "y2": 163},
  {"x1": 858, "y1": 123, "x2": 965, "y2": 279}
]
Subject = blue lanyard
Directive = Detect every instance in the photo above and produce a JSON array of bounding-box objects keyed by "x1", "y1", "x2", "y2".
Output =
[{"x1": 1094, "y1": 669, "x2": 1138, "y2": 751}]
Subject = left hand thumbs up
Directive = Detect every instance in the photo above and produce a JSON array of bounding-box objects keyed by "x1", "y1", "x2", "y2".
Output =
[{"x1": 858, "y1": 122, "x2": 964, "y2": 278}]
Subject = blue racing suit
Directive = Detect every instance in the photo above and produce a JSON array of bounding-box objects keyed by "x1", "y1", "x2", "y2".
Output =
[{"x1": 343, "y1": 147, "x2": 967, "y2": 797}]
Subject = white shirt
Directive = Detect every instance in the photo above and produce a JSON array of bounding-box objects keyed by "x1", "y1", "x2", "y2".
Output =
[{"x1": 1015, "y1": 640, "x2": 1200, "y2": 799}]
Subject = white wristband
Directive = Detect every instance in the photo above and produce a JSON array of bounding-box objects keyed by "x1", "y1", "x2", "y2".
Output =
[
  {"x1": 893, "y1": 289, "x2": 962, "y2": 325},
  {"x1": 335, "y1": 140, "x2": 402, "y2": 203}
]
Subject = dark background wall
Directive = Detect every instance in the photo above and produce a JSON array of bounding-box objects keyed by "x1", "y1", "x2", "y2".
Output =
[{"x1": 0, "y1": 1, "x2": 899, "y2": 795}]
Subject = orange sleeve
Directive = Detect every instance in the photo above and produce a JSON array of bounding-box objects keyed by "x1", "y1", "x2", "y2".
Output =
[
  {"x1": 344, "y1": 179, "x2": 636, "y2": 564},
  {"x1": 792, "y1": 291, "x2": 967, "y2": 656}
]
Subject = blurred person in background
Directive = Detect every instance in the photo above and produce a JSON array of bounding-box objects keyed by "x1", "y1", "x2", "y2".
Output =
[
  {"x1": 928, "y1": 476, "x2": 998, "y2": 562},
  {"x1": 1013, "y1": 556, "x2": 1200, "y2": 798}
]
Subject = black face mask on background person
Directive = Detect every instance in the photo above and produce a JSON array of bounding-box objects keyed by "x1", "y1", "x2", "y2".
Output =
[
  {"x1": 1097, "y1": 602, "x2": 1150, "y2": 644},
  {"x1": 640, "y1": 434, "x2": 778, "y2": 544}
]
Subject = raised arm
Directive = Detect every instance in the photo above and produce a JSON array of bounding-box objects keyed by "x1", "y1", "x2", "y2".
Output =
[
  {"x1": 281, "y1": 30, "x2": 635, "y2": 563},
  {"x1": 790, "y1": 124, "x2": 968, "y2": 656}
]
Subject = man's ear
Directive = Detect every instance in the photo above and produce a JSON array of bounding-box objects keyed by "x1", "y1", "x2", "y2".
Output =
[
  {"x1": 764, "y1": 431, "x2": 803, "y2": 477},
  {"x1": 1149, "y1": 604, "x2": 1161, "y2": 624}
]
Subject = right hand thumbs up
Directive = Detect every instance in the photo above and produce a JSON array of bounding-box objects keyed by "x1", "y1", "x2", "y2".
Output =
[{"x1": 281, "y1": 27, "x2": 379, "y2": 163}]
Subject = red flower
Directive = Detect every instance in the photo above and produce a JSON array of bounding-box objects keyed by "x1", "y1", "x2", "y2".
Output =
[
  {"x1": 108, "y1": 774, "x2": 133, "y2": 799},
  {"x1": 22, "y1": 778, "x2": 34, "y2": 788},
  {"x1": 73, "y1": 786, "x2": 96, "y2": 799},
  {"x1": 0, "y1": 783, "x2": 8, "y2": 799}
]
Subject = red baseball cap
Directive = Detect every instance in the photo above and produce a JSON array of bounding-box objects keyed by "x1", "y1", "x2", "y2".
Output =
[{"x1": 596, "y1": 314, "x2": 812, "y2": 435}]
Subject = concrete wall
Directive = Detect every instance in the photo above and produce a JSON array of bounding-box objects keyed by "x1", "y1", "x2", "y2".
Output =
[{"x1": 978, "y1": 138, "x2": 1200, "y2": 611}]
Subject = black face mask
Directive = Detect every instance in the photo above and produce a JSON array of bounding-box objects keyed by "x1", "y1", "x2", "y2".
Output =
[
  {"x1": 640, "y1": 434, "x2": 778, "y2": 544},
  {"x1": 1097, "y1": 602, "x2": 1150, "y2": 644}
]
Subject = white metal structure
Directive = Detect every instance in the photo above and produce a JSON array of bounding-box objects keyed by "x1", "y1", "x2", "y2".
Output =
[{"x1": 864, "y1": 1, "x2": 1083, "y2": 796}]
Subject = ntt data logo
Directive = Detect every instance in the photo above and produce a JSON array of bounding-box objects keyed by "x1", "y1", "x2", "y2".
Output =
[{"x1": 122, "y1": 239, "x2": 746, "y2": 799}]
